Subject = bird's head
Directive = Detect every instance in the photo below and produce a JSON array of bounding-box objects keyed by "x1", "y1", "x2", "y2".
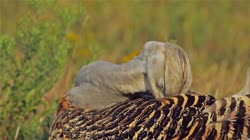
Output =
[{"x1": 141, "y1": 41, "x2": 192, "y2": 98}]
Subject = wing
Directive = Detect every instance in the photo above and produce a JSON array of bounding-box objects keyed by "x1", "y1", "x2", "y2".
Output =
[
  {"x1": 199, "y1": 95, "x2": 250, "y2": 140},
  {"x1": 49, "y1": 92, "x2": 215, "y2": 139},
  {"x1": 49, "y1": 91, "x2": 250, "y2": 140}
]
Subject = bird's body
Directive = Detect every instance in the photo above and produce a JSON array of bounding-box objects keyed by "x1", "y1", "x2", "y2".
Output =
[
  {"x1": 49, "y1": 91, "x2": 250, "y2": 140},
  {"x1": 49, "y1": 41, "x2": 250, "y2": 139}
]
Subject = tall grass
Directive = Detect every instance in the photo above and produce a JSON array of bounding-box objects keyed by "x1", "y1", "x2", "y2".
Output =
[{"x1": 0, "y1": 0, "x2": 249, "y2": 139}]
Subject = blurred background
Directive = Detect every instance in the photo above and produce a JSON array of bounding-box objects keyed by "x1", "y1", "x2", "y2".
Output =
[{"x1": 0, "y1": 0, "x2": 249, "y2": 139}]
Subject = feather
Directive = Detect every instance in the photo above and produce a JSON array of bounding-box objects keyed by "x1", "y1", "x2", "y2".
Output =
[{"x1": 49, "y1": 92, "x2": 250, "y2": 139}]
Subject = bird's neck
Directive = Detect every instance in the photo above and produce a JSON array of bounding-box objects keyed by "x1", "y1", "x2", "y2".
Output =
[{"x1": 109, "y1": 57, "x2": 150, "y2": 94}]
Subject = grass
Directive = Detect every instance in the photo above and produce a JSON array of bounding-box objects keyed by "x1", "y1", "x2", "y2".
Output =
[{"x1": 0, "y1": 0, "x2": 249, "y2": 139}]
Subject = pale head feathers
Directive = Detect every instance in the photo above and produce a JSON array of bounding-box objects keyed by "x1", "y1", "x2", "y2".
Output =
[{"x1": 143, "y1": 41, "x2": 192, "y2": 97}]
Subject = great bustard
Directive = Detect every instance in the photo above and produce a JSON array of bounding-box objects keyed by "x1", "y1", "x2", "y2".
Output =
[{"x1": 49, "y1": 41, "x2": 250, "y2": 139}]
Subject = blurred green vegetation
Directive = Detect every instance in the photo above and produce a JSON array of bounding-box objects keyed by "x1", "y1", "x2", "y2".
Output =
[{"x1": 0, "y1": 0, "x2": 249, "y2": 139}]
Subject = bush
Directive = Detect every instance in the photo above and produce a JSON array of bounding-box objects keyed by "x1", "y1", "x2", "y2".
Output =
[{"x1": 0, "y1": 0, "x2": 85, "y2": 139}]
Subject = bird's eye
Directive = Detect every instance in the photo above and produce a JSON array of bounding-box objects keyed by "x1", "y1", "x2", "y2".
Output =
[
  {"x1": 158, "y1": 80, "x2": 166, "y2": 94},
  {"x1": 161, "y1": 85, "x2": 166, "y2": 94}
]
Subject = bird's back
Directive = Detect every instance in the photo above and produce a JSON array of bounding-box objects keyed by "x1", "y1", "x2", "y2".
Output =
[{"x1": 49, "y1": 91, "x2": 250, "y2": 140}]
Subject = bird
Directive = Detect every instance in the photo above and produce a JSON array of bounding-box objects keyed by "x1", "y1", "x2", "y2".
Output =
[
  {"x1": 49, "y1": 70, "x2": 250, "y2": 139},
  {"x1": 49, "y1": 90, "x2": 250, "y2": 139},
  {"x1": 49, "y1": 40, "x2": 250, "y2": 139},
  {"x1": 66, "y1": 41, "x2": 192, "y2": 110}
]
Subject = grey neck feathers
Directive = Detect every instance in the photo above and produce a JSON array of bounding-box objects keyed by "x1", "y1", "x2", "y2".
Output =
[
  {"x1": 67, "y1": 58, "x2": 149, "y2": 109},
  {"x1": 75, "y1": 56, "x2": 148, "y2": 94}
]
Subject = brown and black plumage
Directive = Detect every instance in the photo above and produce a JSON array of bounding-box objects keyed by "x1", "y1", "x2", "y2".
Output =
[{"x1": 49, "y1": 91, "x2": 250, "y2": 140}]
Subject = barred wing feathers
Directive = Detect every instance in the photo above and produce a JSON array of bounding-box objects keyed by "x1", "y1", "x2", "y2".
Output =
[
  {"x1": 202, "y1": 94, "x2": 250, "y2": 139},
  {"x1": 49, "y1": 92, "x2": 250, "y2": 139}
]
